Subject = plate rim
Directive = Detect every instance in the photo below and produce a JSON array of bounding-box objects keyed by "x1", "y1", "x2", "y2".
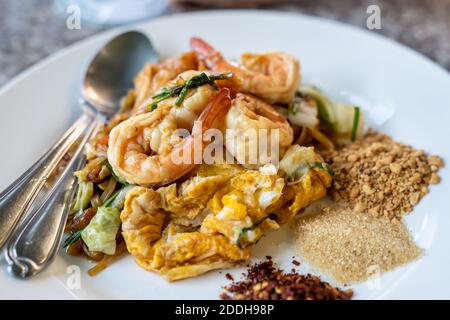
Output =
[
  {"x1": 1, "y1": 9, "x2": 449, "y2": 99},
  {"x1": 0, "y1": 9, "x2": 449, "y2": 300}
]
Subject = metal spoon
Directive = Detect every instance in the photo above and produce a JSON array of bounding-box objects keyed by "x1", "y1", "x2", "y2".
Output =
[{"x1": 1, "y1": 30, "x2": 157, "y2": 278}]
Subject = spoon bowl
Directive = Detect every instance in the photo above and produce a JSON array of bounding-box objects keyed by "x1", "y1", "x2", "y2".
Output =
[{"x1": 84, "y1": 31, "x2": 156, "y2": 114}]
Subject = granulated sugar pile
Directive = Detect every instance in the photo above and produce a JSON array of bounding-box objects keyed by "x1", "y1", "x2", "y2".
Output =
[
  {"x1": 294, "y1": 130, "x2": 444, "y2": 285},
  {"x1": 320, "y1": 130, "x2": 444, "y2": 222},
  {"x1": 295, "y1": 205, "x2": 423, "y2": 284}
]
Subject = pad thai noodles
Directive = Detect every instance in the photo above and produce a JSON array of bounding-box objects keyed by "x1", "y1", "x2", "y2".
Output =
[{"x1": 63, "y1": 37, "x2": 364, "y2": 281}]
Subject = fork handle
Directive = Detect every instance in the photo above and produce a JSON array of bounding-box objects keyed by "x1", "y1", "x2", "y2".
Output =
[
  {"x1": 5, "y1": 112, "x2": 103, "y2": 278},
  {"x1": 0, "y1": 111, "x2": 96, "y2": 250}
]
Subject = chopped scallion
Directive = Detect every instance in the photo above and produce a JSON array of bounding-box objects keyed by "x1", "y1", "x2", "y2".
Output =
[
  {"x1": 103, "y1": 160, "x2": 129, "y2": 185},
  {"x1": 351, "y1": 106, "x2": 360, "y2": 142},
  {"x1": 148, "y1": 72, "x2": 233, "y2": 110},
  {"x1": 63, "y1": 229, "x2": 83, "y2": 248}
]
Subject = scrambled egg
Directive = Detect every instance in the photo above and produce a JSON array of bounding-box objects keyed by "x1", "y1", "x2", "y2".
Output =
[
  {"x1": 201, "y1": 171, "x2": 284, "y2": 247},
  {"x1": 120, "y1": 187, "x2": 166, "y2": 266},
  {"x1": 151, "y1": 229, "x2": 251, "y2": 281},
  {"x1": 120, "y1": 152, "x2": 332, "y2": 281}
]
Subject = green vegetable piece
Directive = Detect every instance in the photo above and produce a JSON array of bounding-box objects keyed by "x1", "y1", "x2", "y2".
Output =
[
  {"x1": 288, "y1": 162, "x2": 334, "y2": 183},
  {"x1": 289, "y1": 98, "x2": 300, "y2": 115},
  {"x1": 71, "y1": 180, "x2": 93, "y2": 214},
  {"x1": 98, "y1": 164, "x2": 111, "y2": 181},
  {"x1": 81, "y1": 207, "x2": 121, "y2": 255},
  {"x1": 236, "y1": 216, "x2": 269, "y2": 249},
  {"x1": 104, "y1": 185, "x2": 134, "y2": 210},
  {"x1": 297, "y1": 87, "x2": 335, "y2": 127},
  {"x1": 103, "y1": 160, "x2": 129, "y2": 185},
  {"x1": 63, "y1": 229, "x2": 83, "y2": 248},
  {"x1": 64, "y1": 184, "x2": 133, "y2": 250},
  {"x1": 351, "y1": 106, "x2": 360, "y2": 142}
]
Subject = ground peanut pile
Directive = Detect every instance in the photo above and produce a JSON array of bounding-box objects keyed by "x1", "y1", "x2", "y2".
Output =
[
  {"x1": 220, "y1": 257, "x2": 353, "y2": 300},
  {"x1": 295, "y1": 205, "x2": 423, "y2": 284},
  {"x1": 320, "y1": 130, "x2": 444, "y2": 221}
]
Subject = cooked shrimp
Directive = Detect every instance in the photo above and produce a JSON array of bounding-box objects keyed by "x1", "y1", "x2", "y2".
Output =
[
  {"x1": 225, "y1": 93, "x2": 294, "y2": 169},
  {"x1": 191, "y1": 37, "x2": 300, "y2": 104},
  {"x1": 107, "y1": 88, "x2": 232, "y2": 186},
  {"x1": 165, "y1": 70, "x2": 220, "y2": 129},
  {"x1": 133, "y1": 70, "x2": 218, "y2": 123},
  {"x1": 132, "y1": 52, "x2": 198, "y2": 113}
]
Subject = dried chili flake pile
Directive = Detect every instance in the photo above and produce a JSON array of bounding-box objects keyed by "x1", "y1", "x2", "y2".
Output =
[{"x1": 220, "y1": 257, "x2": 353, "y2": 300}]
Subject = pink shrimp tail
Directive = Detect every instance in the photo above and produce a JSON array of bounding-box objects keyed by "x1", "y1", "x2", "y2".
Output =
[
  {"x1": 160, "y1": 88, "x2": 232, "y2": 185},
  {"x1": 191, "y1": 37, "x2": 243, "y2": 94},
  {"x1": 190, "y1": 37, "x2": 223, "y2": 68},
  {"x1": 197, "y1": 88, "x2": 232, "y2": 129}
]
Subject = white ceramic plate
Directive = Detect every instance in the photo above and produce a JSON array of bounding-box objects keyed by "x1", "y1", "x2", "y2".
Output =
[{"x1": 0, "y1": 10, "x2": 449, "y2": 300}]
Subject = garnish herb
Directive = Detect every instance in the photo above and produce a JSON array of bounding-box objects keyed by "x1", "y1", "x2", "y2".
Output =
[
  {"x1": 148, "y1": 88, "x2": 172, "y2": 110},
  {"x1": 296, "y1": 89, "x2": 334, "y2": 128},
  {"x1": 295, "y1": 91, "x2": 306, "y2": 98},
  {"x1": 308, "y1": 162, "x2": 334, "y2": 176},
  {"x1": 102, "y1": 190, "x2": 119, "y2": 208},
  {"x1": 316, "y1": 100, "x2": 332, "y2": 127},
  {"x1": 103, "y1": 185, "x2": 134, "y2": 209},
  {"x1": 103, "y1": 160, "x2": 129, "y2": 185},
  {"x1": 237, "y1": 216, "x2": 269, "y2": 249},
  {"x1": 148, "y1": 72, "x2": 233, "y2": 110},
  {"x1": 63, "y1": 229, "x2": 83, "y2": 248},
  {"x1": 289, "y1": 97, "x2": 301, "y2": 115},
  {"x1": 351, "y1": 106, "x2": 360, "y2": 142},
  {"x1": 287, "y1": 162, "x2": 334, "y2": 183}
]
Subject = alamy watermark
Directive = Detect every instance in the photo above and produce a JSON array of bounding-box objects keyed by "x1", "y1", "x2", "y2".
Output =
[
  {"x1": 65, "y1": 3, "x2": 382, "y2": 32},
  {"x1": 66, "y1": 4, "x2": 81, "y2": 30},
  {"x1": 367, "y1": 5, "x2": 382, "y2": 30},
  {"x1": 169, "y1": 124, "x2": 281, "y2": 167},
  {"x1": 66, "y1": 265, "x2": 81, "y2": 290},
  {"x1": 366, "y1": 265, "x2": 382, "y2": 290}
]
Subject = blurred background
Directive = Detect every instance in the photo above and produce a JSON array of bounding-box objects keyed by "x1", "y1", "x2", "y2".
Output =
[{"x1": 0, "y1": 0, "x2": 449, "y2": 87}]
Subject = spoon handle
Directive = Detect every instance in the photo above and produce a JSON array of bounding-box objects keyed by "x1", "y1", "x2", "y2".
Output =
[
  {"x1": 0, "y1": 113, "x2": 92, "y2": 250},
  {"x1": 5, "y1": 112, "x2": 103, "y2": 278}
]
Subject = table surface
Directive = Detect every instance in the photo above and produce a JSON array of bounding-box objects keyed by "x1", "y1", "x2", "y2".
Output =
[{"x1": 0, "y1": 0, "x2": 449, "y2": 87}]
